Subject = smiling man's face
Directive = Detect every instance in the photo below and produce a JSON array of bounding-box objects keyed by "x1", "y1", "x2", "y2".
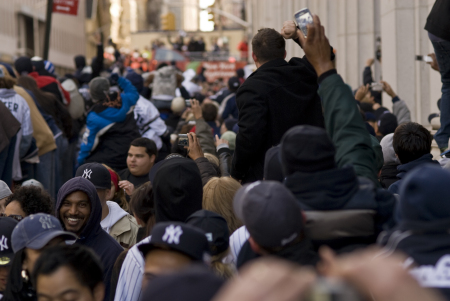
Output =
[{"x1": 59, "y1": 191, "x2": 91, "y2": 236}]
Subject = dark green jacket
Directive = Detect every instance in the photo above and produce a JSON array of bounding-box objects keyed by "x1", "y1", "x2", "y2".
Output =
[{"x1": 318, "y1": 73, "x2": 379, "y2": 185}]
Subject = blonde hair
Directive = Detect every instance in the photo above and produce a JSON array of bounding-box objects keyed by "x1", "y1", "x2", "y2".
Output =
[
  {"x1": 203, "y1": 177, "x2": 242, "y2": 234},
  {"x1": 102, "y1": 164, "x2": 128, "y2": 212},
  {"x1": 204, "y1": 153, "x2": 219, "y2": 167},
  {"x1": 210, "y1": 248, "x2": 235, "y2": 279}
]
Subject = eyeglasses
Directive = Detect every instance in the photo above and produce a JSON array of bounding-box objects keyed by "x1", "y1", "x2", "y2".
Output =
[{"x1": 0, "y1": 212, "x2": 24, "y2": 222}]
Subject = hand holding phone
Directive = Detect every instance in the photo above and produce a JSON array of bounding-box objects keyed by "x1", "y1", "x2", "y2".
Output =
[{"x1": 294, "y1": 8, "x2": 314, "y2": 37}]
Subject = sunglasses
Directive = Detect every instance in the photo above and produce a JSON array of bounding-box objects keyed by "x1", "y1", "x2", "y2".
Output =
[{"x1": 0, "y1": 212, "x2": 24, "y2": 222}]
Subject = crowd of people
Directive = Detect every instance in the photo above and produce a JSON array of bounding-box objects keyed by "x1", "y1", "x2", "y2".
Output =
[{"x1": 1, "y1": 1, "x2": 450, "y2": 300}]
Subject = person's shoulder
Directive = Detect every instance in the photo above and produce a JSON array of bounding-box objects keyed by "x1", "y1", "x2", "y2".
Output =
[{"x1": 118, "y1": 168, "x2": 129, "y2": 179}]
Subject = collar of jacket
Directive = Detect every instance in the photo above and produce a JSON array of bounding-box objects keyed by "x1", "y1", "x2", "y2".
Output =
[
  {"x1": 284, "y1": 165, "x2": 359, "y2": 210},
  {"x1": 252, "y1": 58, "x2": 288, "y2": 75},
  {"x1": 397, "y1": 153, "x2": 439, "y2": 179},
  {"x1": 275, "y1": 237, "x2": 318, "y2": 266}
]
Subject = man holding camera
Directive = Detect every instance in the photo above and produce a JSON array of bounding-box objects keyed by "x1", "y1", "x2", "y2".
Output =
[{"x1": 231, "y1": 22, "x2": 332, "y2": 183}]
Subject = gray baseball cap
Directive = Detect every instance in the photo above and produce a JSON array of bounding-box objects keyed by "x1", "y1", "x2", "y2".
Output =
[
  {"x1": 0, "y1": 180, "x2": 12, "y2": 200},
  {"x1": 233, "y1": 181, "x2": 304, "y2": 248},
  {"x1": 12, "y1": 213, "x2": 78, "y2": 253}
]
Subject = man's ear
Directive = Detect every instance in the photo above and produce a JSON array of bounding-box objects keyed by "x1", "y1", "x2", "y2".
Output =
[
  {"x1": 248, "y1": 237, "x2": 264, "y2": 255},
  {"x1": 284, "y1": 50, "x2": 287, "y2": 59},
  {"x1": 93, "y1": 282, "x2": 105, "y2": 301},
  {"x1": 252, "y1": 52, "x2": 258, "y2": 64},
  {"x1": 150, "y1": 154, "x2": 156, "y2": 164}
]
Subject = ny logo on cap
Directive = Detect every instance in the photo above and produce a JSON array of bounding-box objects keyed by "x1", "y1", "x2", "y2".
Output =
[
  {"x1": 162, "y1": 225, "x2": 183, "y2": 244},
  {"x1": 0, "y1": 235, "x2": 8, "y2": 251},
  {"x1": 39, "y1": 216, "x2": 55, "y2": 229},
  {"x1": 82, "y1": 169, "x2": 93, "y2": 179}
]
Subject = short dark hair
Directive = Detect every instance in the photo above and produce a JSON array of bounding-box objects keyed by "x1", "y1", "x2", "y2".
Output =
[
  {"x1": 202, "y1": 103, "x2": 218, "y2": 122},
  {"x1": 6, "y1": 186, "x2": 53, "y2": 216},
  {"x1": 32, "y1": 245, "x2": 103, "y2": 294},
  {"x1": 130, "y1": 137, "x2": 158, "y2": 158},
  {"x1": 393, "y1": 122, "x2": 432, "y2": 164},
  {"x1": 252, "y1": 28, "x2": 285, "y2": 63}
]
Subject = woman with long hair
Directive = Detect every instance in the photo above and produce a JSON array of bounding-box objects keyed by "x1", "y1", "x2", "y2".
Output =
[
  {"x1": 203, "y1": 177, "x2": 242, "y2": 235},
  {"x1": 129, "y1": 182, "x2": 155, "y2": 242},
  {"x1": 102, "y1": 164, "x2": 128, "y2": 212}
]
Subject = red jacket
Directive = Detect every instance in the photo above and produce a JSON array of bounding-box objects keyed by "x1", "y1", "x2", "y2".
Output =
[{"x1": 29, "y1": 72, "x2": 71, "y2": 105}]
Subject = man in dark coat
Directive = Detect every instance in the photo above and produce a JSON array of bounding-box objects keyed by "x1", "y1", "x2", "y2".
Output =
[
  {"x1": 230, "y1": 24, "x2": 327, "y2": 183},
  {"x1": 56, "y1": 177, "x2": 123, "y2": 301}
]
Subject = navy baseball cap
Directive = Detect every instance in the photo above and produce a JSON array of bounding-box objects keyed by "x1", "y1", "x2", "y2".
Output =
[
  {"x1": 12, "y1": 213, "x2": 78, "y2": 253},
  {"x1": 233, "y1": 181, "x2": 304, "y2": 248},
  {"x1": 138, "y1": 222, "x2": 209, "y2": 261},
  {"x1": 75, "y1": 163, "x2": 111, "y2": 190},
  {"x1": 186, "y1": 210, "x2": 229, "y2": 256},
  {"x1": 0, "y1": 217, "x2": 18, "y2": 266}
]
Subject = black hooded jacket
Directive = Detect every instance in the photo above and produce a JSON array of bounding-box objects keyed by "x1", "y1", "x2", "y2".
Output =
[
  {"x1": 152, "y1": 157, "x2": 203, "y2": 223},
  {"x1": 56, "y1": 177, "x2": 123, "y2": 301}
]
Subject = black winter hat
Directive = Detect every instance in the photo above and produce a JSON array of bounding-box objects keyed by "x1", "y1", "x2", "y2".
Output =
[
  {"x1": 263, "y1": 145, "x2": 284, "y2": 182},
  {"x1": 141, "y1": 264, "x2": 224, "y2": 301},
  {"x1": 224, "y1": 118, "x2": 238, "y2": 132},
  {"x1": 280, "y1": 125, "x2": 336, "y2": 176},
  {"x1": 378, "y1": 112, "x2": 398, "y2": 136},
  {"x1": 14, "y1": 57, "x2": 33, "y2": 75}
]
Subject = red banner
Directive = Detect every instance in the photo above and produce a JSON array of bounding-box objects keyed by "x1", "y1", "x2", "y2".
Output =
[
  {"x1": 53, "y1": 0, "x2": 79, "y2": 15},
  {"x1": 202, "y1": 61, "x2": 247, "y2": 83}
]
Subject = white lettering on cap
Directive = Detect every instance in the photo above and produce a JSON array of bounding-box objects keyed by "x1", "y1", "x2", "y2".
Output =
[
  {"x1": 39, "y1": 216, "x2": 55, "y2": 229},
  {"x1": 0, "y1": 235, "x2": 8, "y2": 251},
  {"x1": 162, "y1": 225, "x2": 183, "y2": 244},
  {"x1": 82, "y1": 169, "x2": 93, "y2": 179}
]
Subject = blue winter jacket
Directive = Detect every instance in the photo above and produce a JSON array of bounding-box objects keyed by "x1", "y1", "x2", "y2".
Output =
[{"x1": 77, "y1": 77, "x2": 139, "y2": 165}]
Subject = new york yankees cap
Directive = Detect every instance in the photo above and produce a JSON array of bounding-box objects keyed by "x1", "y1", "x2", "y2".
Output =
[
  {"x1": 11, "y1": 213, "x2": 78, "y2": 253},
  {"x1": 75, "y1": 163, "x2": 111, "y2": 190},
  {"x1": 186, "y1": 210, "x2": 229, "y2": 256},
  {"x1": 0, "y1": 217, "x2": 18, "y2": 266},
  {"x1": 233, "y1": 181, "x2": 305, "y2": 248},
  {"x1": 138, "y1": 222, "x2": 209, "y2": 261}
]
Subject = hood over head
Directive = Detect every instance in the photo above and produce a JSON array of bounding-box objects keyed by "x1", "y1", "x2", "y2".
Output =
[
  {"x1": 153, "y1": 157, "x2": 203, "y2": 223},
  {"x1": 56, "y1": 177, "x2": 102, "y2": 239},
  {"x1": 397, "y1": 164, "x2": 450, "y2": 232},
  {"x1": 380, "y1": 133, "x2": 400, "y2": 165},
  {"x1": 280, "y1": 125, "x2": 336, "y2": 176},
  {"x1": 74, "y1": 55, "x2": 86, "y2": 69}
]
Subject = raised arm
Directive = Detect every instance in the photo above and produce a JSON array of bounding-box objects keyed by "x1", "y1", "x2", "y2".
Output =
[{"x1": 298, "y1": 15, "x2": 378, "y2": 184}]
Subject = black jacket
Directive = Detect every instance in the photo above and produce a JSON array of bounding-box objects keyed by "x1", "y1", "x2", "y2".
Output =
[
  {"x1": 284, "y1": 166, "x2": 396, "y2": 252},
  {"x1": 85, "y1": 109, "x2": 141, "y2": 171},
  {"x1": 425, "y1": 0, "x2": 450, "y2": 42},
  {"x1": 56, "y1": 177, "x2": 123, "y2": 301},
  {"x1": 194, "y1": 157, "x2": 220, "y2": 186},
  {"x1": 379, "y1": 163, "x2": 399, "y2": 189},
  {"x1": 218, "y1": 147, "x2": 232, "y2": 177},
  {"x1": 231, "y1": 57, "x2": 325, "y2": 183}
]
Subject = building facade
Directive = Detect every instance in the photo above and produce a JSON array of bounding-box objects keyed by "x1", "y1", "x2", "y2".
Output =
[
  {"x1": 247, "y1": 0, "x2": 441, "y2": 127},
  {"x1": 0, "y1": 0, "x2": 88, "y2": 72}
]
